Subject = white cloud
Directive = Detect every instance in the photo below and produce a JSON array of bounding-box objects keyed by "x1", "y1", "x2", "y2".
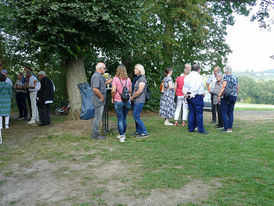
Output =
[{"x1": 226, "y1": 13, "x2": 274, "y2": 72}]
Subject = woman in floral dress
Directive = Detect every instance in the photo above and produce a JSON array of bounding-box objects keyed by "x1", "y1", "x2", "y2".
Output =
[{"x1": 159, "y1": 67, "x2": 176, "y2": 125}]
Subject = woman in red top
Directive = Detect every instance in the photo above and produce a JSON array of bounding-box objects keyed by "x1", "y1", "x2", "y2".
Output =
[{"x1": 174, "y1": 64, "x2": 191, "y2": 126}]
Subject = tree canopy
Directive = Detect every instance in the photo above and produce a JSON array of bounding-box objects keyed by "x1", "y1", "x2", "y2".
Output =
[{"x1": 0, "y1": 0, "x2": 273, "y2": 114}]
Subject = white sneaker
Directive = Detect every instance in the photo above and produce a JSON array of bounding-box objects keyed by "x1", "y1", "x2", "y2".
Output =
[
  {"x1": 164, "y1": 122, "x2": 174, "y2": 126},
  {"x1": 5, "y1": 125, "x2": 9, "y2": 129},
  {"x1": 117, "y1": 135, "x2": 126, "y2": 139},
  {"x1": 27, "y1": 120, "x2": 36, "y2": 125},
  {"x1": 120, "y1": 138, "x2": 125, "y2": 143}
]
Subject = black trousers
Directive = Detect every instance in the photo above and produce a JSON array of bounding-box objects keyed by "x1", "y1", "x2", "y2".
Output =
[
  {"x1": 26, "y1": 89, "x2": 32, "y2": 118},
  {"x1": 38, "y1": 104, "x2": 51, "y2": 125},
  {"x1": 216, "y1": 103, "x2": 223, "y2": 126},
  {"x1": 211, "y1": 93, "x2": 216, "y2": 122},
  {"x1": 16, "y1": 92, "x2": 28, "y2": 118}
]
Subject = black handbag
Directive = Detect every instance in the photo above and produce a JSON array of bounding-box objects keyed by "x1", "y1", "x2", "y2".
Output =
[{"x1": 223, "y1": 83, "x2": 233, "y2": 99}]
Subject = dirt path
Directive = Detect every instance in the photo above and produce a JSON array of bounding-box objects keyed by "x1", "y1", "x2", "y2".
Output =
[{"x1": 0, "y1": 110, "x2": 273, "y2": 205}]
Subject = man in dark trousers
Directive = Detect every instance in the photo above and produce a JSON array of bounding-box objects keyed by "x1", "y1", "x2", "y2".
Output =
[
  {"x1": 183, "y1": 64, "x2": 208, "y2": 134},
  {"x1": 37, "y1": 71, "x2": 54, "y2": 126}
]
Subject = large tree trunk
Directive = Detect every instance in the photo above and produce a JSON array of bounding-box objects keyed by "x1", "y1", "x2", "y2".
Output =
[{"x1": 65, "y1": 57, "x2": 87, "y2": 120}]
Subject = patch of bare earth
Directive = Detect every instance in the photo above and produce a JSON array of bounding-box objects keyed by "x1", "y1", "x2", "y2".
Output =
[
  {"x1": 234, "y1": 110, "x2": 274, "y2": 121},
  {"x1": 0, "y1": 158, "x2": 222, "y2": 206}
]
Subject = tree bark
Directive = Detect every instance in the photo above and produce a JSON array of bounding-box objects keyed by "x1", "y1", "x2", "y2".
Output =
[{"x1": 65, "y1": 57, "x2": 87, "y2": 120}]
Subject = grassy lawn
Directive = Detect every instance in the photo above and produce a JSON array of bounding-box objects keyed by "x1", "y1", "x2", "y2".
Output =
[{"x1": 0, "y1": 111, "x2": 273, "y2": 205}]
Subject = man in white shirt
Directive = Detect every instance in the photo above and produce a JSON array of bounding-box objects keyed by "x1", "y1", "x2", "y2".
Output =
[
  {"x1": 25, "y1": 71, "x2": 39, "y2": 125},
  {"x1": 206, "y1": 66, "x2": 220, "y2": 123},
  {"x1": 183, "y1": 64, "x2": 208, "y2": 134}
]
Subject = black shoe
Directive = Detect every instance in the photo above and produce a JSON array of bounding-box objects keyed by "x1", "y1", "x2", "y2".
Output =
[
  {"x1": 136, "y1": 133, "x2": 148, "y2": 138},
  {"x1": 216, "y1": 125, "x2": 224, "y2": 129},
  {"x1": 130, "y1": 132, "x2": 140, "y2": 137},
  {"x1": 199, "y1": 131, "x2": 209, "y2": 134},
  {"x1": 188, "y1": 130, "x2": 196, "y2": 133},
  {"x1": 210, "y1": 121, "x2": 216, "y2": 124},
  {"x1": 92, "y1": 135, "x2": 106, "y2": 140},
  {"x1": 38, "y1": 123, "x2": 48, "y2": 126}
]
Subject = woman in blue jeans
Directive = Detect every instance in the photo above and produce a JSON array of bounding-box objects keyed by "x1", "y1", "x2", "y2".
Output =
[
  {"x1": 217, "y1": 66, "x2": 239, "y2": 133},
  {"x1": 111, "y1": 65, "x2": 132, "y2": 142},
  {"x1": 130, "y1": 64, "x2": 148, "y2": 138}
]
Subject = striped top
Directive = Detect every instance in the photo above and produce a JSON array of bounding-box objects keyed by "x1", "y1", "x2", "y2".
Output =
[{"x1": 0, "y1": 81, "x2": 12, "y2": 116}]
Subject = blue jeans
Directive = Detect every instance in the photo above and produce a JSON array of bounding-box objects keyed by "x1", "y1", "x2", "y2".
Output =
[
  {"x1": 114, "y1": 101, "x2": 131, "y2": 135},
  {"x1": 187, "y1": 95, "x2": 205, "y2": 133},
  {"x1": 132, "y1": 103, "x2": 147, "y2": 135},
  {"x1": 221, "y1": 96, "x2": 237, "y2": 130}
]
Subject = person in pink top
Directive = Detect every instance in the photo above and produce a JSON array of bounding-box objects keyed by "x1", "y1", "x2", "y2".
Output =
[
  {"x1": 111, "y1": 65, "x2": 132, "y2": 142},
  {"x1": 174, "y1": 64, "x2": 191, "y2": 126}
]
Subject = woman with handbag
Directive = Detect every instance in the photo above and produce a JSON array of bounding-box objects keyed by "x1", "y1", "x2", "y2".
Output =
[
  {"x1": 174, "y1": 64, "x2": 191, "y2": 126},
  {"x1": 217, "y1": 66, "x2": 239, "y2": 133},
  {"x1": 130, "y1": 64, "x2": 148, "y2": 138},
  {"x1": 111, "y1": 64, "x2": 132, "y2": 142},
  {"x1": 159, "y1": 67, "x2": 176, "y2": 125}
]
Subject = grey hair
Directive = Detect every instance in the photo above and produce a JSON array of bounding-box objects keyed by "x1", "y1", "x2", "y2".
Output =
[
  {"x1": 224, "y1": 66, "x2": 232, "y2": 74},
  {"x1": 96, "y1": 62, "x2": 106, "y2": 70},
  {"x1": 191, "y1": 64, "x2": 200, "y2": 72},
  {"x1": 216, "y1": 72, "x2": 224, "y2": 77},
  {"x1": 184, "y1": 64, "x2": 191, "y2": 68},
  {"x1": 214, "y1": 66, "x2": 221, "y2": 72}
]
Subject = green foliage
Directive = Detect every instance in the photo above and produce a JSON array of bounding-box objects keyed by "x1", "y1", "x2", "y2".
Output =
[
  {"x1": 1, "y1": 0, "x2": 273, "y2": 112},
  {"x1": 1, "y1": 0, "x2": 142, "y2": 59},
  {"x1": 238, "y1": 76, "x2": 274, "y2": 104}
]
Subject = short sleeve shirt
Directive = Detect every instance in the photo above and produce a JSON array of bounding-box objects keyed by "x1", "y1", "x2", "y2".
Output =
[
  {"x1": 91, "y1": 72, "x2": 106, "y2": 103},
  {"x1": 133, "y1": 76, "x2": 146, "y2": 103},
  {"x1": 175, "y1": 75, "x2": 185, "y2": 96},
  {"x1": 206, "y1": 74, "x2": 216, "y2": 90},
  {"x1": 29, "y1": 75, "x2": 38, "y2": 92},
  {"x1": 223, "y1": 75, "x2": 238, "y2": 97},
  {"x1": 112, "y1": 77, "x2": 132, "y2": 102},
  {"x1": 15, "y1": 80, "x2": 26, "y2": 93}
]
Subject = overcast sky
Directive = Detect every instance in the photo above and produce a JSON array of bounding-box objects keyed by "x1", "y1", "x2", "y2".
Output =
[{"x1": 226, "y1": 12, "x2": 274, "y2": 72}]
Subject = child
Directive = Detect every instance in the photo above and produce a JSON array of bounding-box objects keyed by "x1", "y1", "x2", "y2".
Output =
[{"x1": 211, "y1": 72, "x2": 224, "y2": 128}]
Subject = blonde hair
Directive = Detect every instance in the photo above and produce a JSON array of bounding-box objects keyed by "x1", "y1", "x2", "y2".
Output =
[
  {"x1": 135, "y1": 64, "x2": 145, "y2": 76},
  {"x1": 115, "y1": 64, "x2": 128, "y2": 79}
]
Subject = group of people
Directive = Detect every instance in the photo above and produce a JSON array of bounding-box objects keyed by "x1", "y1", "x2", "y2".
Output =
[
  {"x1": 1, "y1": 61, "x2": 239, "y2": 144},
  {"x1": 91, "y1": 61, "x2": 239, "y2": 142},
  {"x1": 90, "y1": 62, "x2": 148, "y2": 142},
  {"x1": 159, "y1": 64, "x2": 239, "y2": 134},
  {"x1": 0, "y1": 68, "x2": 55, "y2": 143}
]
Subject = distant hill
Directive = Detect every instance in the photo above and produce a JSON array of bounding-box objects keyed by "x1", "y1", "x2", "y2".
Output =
[{"x1": 264, "y1": 69, "x2": 274, "y2": 73}]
